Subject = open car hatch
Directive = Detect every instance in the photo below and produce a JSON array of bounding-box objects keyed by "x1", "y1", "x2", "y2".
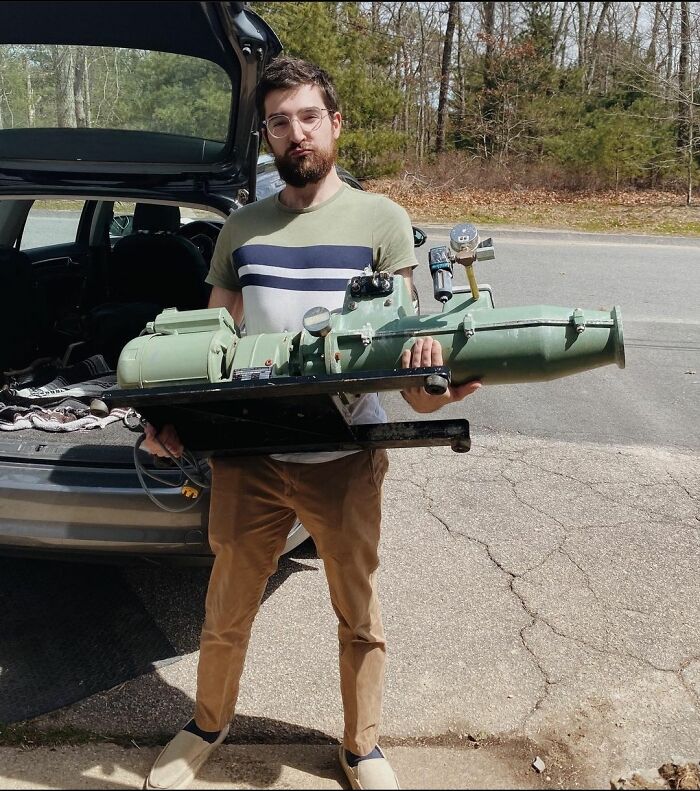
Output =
[{"x1": 0, "y1": 1, "x2": 281, "y2": 202}]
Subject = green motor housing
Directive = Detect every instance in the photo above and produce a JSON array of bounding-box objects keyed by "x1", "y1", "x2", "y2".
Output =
[{"x1": 117, "y1": 307, "x2": 238, "y2": 388}]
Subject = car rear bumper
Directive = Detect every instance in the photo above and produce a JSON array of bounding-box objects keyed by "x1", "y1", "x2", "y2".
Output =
[{"x1": 0, "y1": 458, "x2": 213, "y2": 558}]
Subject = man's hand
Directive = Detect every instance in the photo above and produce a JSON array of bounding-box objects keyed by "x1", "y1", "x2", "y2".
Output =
[
  {"x1": 141, "y1": 423, "x2": 184, "y2": 458},
  {"x1": 400, "y1": 336, "x2": 481, "y2": 414}
]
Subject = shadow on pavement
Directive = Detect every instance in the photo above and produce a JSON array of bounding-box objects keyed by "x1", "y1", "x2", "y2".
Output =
[
  {"x1": 2, "y1": 540, "x2": 343, "y2": 788},
  {"x1": 0, "y1": 557, "x2": 177, "y2": 724},
  {"x1": 125, "y1": 538, "x2": 320, "y2": 655}
]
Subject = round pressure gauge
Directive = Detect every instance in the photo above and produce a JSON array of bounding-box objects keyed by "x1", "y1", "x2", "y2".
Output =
[
  {"x1": 449, "y1": 223, "x2": 479, "y2": 255},
  {"x1": 302, "y1": 306, "x2": 332, "y2": 337}
]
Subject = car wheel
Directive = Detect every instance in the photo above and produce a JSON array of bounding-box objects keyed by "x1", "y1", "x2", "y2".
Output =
[{"x1": 283, "y1": 519, "x2": 310, "y2": 554}]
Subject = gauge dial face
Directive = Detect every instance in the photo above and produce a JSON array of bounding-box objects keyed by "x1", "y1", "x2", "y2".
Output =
[
  {"x1": 449, "y1": 223, "x2": 478, "y2": 253},
  {"x1": 302, "y1": 306, "x2": 332, "y2": 337}
]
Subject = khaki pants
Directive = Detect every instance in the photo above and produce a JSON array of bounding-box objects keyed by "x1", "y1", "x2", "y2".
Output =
[{"x1": 194, "y1": 449, "x2": 389, "y2": 756}]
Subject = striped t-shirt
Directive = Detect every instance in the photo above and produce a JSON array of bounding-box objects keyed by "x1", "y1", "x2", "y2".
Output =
[{"x1": 205, "y1": 183, "x2": 416, "y2": 462}]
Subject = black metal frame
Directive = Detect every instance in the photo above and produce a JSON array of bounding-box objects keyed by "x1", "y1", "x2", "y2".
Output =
[{"x1": 104, "y1": 367, "x2": 470, "y2": 456}]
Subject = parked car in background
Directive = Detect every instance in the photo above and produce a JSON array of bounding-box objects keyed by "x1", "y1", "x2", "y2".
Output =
[{"x1": 0, "y1": 1, "x2": 425, "y2": 565}]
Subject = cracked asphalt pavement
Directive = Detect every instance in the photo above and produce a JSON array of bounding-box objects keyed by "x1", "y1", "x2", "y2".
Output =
[
  {"x1": 3, "y1": 227, "x2": 699, "y2": 789},
  {"x1": 15, "y1": 435, "x2": 699, "y2": 789}
]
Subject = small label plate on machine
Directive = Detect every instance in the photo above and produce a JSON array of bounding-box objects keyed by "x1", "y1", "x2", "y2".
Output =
[{"x1": 231, "y1": 367, "x2": 273, "y2": 382}]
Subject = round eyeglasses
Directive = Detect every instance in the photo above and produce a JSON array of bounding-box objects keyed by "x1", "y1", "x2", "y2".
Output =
[{"x1": 263, "y1": 107, "x2": 331, "y2": 139}]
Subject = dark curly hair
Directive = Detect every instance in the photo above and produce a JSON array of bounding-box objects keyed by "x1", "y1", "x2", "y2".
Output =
[{"x1": 255, "y1": 57, "x2": 340, "y2": 121}]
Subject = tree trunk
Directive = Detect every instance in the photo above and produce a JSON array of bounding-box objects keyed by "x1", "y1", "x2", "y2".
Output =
[
  {"x1": 402, "y1": 42, "x2": 410, "y2": 141},
  {"x1": 74, "y1": 46, "x2": 87, "y2": 127},
  {"x1": 54, "y1": 46, "x2": 77, "y2": 128},
  {"x1": 629, "y1": 1, "x2": 641, "y2": 51},
  {"x1": 576, "y1": 1, "x2": 590, "y2": 70},
  {"x1": 687, "y1": 117, "x2": 693, "y2": 206},
  {"x1": 435, "y1": 1, "x2": 458, "y2": 154},
  {"x1": 665, "y1": 2, "x2": 676, "y2": 90},
  {"x1": 482, "y1": 0, "x2": 497, "y2": 158},
  {"x1": 83, "y1": 49, "x2": 92, "y2": 126},
  {"x1": 585, "y1": 1, "x2": 611, "y2": 91},
  {"x1": 24, "y1": 55, "x2": 36, "y2": 127},
  {"x1": 553, "y1": 1, "x2": 571, "y2": 66},
  {"x1": 647, "y1": 1, "x2": 661, "y2": 66},
  {"x1": 677, "y1": 1, "x2": 690, "y2": 150},
  {"x1": 456, "y1": 3, "x2": 465, "y2": 128},
  {"x1": 501, "y1": 0, "x2": 512, "y2": 43}
]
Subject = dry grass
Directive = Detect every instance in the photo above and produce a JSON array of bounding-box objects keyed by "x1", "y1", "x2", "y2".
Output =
[{"x1": 366, "y1": 179, "x2": 700, "y2": 237}]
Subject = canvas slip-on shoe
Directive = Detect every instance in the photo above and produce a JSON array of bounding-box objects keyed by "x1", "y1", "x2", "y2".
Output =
[
  {"x1": 338, "y1": 744, "x2": 400, "y2": 790},
  {"x1": 145, "y1": 723, "x2": 230, "y2": 789}
]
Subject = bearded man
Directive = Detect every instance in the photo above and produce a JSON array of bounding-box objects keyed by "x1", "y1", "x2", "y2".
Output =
[{"x1": 145, "y1": 57, "x2": 480, "y2": 791}]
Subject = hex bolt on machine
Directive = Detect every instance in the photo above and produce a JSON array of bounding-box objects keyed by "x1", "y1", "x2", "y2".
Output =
[{"x1": 105, "y1": 222, "x2": 624, "y2": 504}]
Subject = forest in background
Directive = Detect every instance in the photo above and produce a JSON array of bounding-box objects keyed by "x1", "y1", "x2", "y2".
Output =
[
  {"x1": 0, "y1": 2, "x2": 698, "y2": 203},
  {"x1": 253, "y1": 2, "x2": 700, "y2": 202}
]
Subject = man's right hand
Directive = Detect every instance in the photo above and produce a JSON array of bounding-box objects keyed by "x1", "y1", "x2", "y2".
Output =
[{"x1": 142, "y1": 423, "x2": 184, "y2": 458}]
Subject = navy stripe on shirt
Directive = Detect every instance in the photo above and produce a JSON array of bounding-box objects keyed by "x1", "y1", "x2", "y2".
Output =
[
  {"x1": 233, "y1": 244, "x2": 373, "y2": 275},
  {"x1": 238, "y1": 274, "x2": 353, "y2": 291}
]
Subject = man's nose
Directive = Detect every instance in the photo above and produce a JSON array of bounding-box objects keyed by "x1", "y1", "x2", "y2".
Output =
[{"x1": 288, "y1": 117, "x2": 306, "y2": 144}]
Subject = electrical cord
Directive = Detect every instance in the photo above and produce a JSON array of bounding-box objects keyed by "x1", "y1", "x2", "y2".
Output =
[{"x1": 132, "y1": 422, "x2": 211, "y2": 513}]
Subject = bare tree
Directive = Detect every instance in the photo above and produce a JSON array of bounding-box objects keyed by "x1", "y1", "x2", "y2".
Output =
[
  {"x1": 24, "y1": 53, "x2": 35, "y2": 127},
  {"x1": 436, "y1": 1, "x2": 458, "y2": 153},
  {"x1": 552, "y1": 1, "x2": 573, "y2": 68},
  {"x1": 664, "y1": 2, "x2": 676, "y2": 88},
  {"x1": 647, "y1": 1, "x2": 662, "y2": 67},
  {"x1": 677, "y1": 1, "x2": 695, "y2": 204},
  {"x1": 73, "y1": 46, "x2": 90, "y2": 128},
  {"x1": 481, "y1": 0, "x2": 497, "y2": 157},
  {"x1": 677, "y1": 0, "x2": 690, "y2": 149},
  {"x1": 52, "y1": 45, "x2": 77, "y2": 128},
  {"x1": 586, "y1": 1, "x2": 611, "y2": 90}
]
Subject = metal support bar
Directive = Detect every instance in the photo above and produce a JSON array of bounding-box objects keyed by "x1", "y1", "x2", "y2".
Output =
[
  {"x1": 105, "y1": 367, "x2": 453, "y2": 408},
  {"x1": 105, "y1": 367, "x2": 471, "y2": 455}
]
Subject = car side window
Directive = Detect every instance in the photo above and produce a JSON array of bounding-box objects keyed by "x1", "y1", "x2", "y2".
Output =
[
  {"x1": 109, "y1": 201, "x2": 224, "y2": 244},
  {"x1": 19, "y1": 200, "x2": 83, "y2": 250}
]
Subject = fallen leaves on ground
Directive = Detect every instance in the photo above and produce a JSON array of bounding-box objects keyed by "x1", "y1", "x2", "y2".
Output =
[
  {"x1": 611, "y1": 762, "x2": 700, "y2": 790},
  {"x1": 366, "y1": 180, "x2": 700, "y2": 235}
]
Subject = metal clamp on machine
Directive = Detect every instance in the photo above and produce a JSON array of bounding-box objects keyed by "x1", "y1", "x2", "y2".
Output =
[{"x1": 104, "y1": 221, "x2": 625, "y2": 458}]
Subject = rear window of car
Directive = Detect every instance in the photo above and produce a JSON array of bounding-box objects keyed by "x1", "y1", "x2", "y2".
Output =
[{"x1": 0, "y1": 44, "x2": 231, "y2": 142}]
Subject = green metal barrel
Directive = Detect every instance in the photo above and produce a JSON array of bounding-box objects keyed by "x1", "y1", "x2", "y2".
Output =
[{"x1": 295, "y1": 303, "x2": 624, "y2": 385}]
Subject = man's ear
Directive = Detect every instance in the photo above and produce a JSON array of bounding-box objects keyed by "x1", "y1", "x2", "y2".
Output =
[
  {"x1": 260, "y1": 127, "x2": 271, "y2": 151},
  {"x1": 332, "y1": 111, "x2": 342, "y2": 139}
]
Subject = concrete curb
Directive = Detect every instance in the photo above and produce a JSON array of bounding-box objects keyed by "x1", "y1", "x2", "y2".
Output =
[{"x1": 0, "y1": 743, "x2": 559, "y2": 789}]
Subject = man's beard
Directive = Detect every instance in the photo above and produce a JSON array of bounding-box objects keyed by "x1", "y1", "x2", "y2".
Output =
[{"x1": 274, "y1": 139, "x2": 337, "y2": 188}]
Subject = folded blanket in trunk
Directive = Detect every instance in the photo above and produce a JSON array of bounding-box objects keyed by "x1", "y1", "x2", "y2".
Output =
[
  {"x1": 0, "y1": 405, "x2": 130, "y2": 432},
  {"x1": 0, "y1": 355, "x2": 129, "y2": 432}
]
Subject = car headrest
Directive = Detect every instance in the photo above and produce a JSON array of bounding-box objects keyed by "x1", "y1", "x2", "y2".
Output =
[{"x1": 132, "y1": 203, "x2": 181, "y2": 234}]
